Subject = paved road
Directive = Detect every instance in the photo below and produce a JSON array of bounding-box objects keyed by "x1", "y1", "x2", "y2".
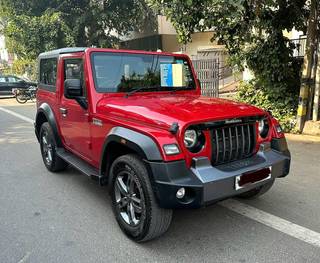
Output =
[{"x1": 1, "y1": 99, "x2": 320, "y2": 263}]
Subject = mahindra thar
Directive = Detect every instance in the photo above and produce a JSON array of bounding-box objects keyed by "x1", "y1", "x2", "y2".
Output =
[{"x1": 35, "y1": 47, "x2": 291, "y2": 242}]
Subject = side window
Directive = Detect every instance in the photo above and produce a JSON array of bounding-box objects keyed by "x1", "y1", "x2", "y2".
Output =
[
  {"x1": 64, "y1": 59, "x2": 85, "y2": 97},
  {"x1": 39, "y1": 58, "x2": 57, "y2": 90},
  {"x1": 15, "y1": 77, "x2": 24, "y2": 83},
  {"x1": 0, "y1": 77, "x2": 6, "y2": 83},
  {"x1": 7, "y1": 77, "x2": 17, "y2": 83}
]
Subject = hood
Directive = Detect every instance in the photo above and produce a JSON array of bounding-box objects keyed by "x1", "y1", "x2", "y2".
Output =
[{"x1": 96, "y1": 94, "x2": 265, "y2": 129}]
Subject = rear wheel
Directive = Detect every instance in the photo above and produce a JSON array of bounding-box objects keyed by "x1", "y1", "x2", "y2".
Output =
[
  {"x1": 237, "y1": 179, "x2": 275, "y2": 199},
  {"x1": 40, "y1": 122, "x2": 68, "y2": 172},
  {"x1": 110, "y1": 154, "x2": 172, "y2": 242}
]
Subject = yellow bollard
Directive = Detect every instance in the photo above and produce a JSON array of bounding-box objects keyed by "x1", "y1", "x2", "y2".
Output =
[{"x1": 296, "y1": 84, "x2": 309, "y2": 131}]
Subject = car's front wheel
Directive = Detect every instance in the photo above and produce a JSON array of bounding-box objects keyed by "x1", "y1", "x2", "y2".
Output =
[{"x1": 110, "y1": 154, "x2": 172, "y2": 242}]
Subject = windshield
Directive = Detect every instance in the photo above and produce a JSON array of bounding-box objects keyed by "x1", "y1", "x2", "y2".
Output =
[{"x1": 91, "y1": 52, "x2": 196, "y2": 93}]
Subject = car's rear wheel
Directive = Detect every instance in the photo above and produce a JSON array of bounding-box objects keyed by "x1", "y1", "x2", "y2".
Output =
[
  {"x1": 40, "y1": 122, "x2": 68, "y2": 172},
  {"x1": 237, "y1": 179, "x2": 275, "y2": 199},
  {"x1": 110, "y1": 154, "x2": 172, "y2": 242}
]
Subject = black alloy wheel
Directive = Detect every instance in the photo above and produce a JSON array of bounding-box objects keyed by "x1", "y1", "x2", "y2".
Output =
[{"x1": 110, "y1": 154, "x2": 172, "y2": 242}]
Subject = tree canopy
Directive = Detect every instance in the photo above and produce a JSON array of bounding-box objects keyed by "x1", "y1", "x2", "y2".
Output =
[
  {"x1": 149, "y1": 0, "x2": 310, "y2": 130},
  {"x1": 0, "y1": 0, "x2": 155, "y2": 59},
  {"x1": 149, "y1": 0, "x2": 308, "y2": 75}
]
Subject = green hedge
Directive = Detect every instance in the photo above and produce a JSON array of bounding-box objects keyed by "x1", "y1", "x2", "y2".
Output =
[{"x1": 236, "y1": 80, "x2": 299, "y2": 132}]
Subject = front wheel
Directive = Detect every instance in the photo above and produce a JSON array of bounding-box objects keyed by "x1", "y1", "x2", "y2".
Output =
[
  {"x1": 237, "y1": 179, "x2": 275, "y2": 199},
  {"x1": 15, "y1": 92, "x2": 28, "y2": 104},
  {"x1": 110, "y1": 154, "x2": 172, "y2": 242}
]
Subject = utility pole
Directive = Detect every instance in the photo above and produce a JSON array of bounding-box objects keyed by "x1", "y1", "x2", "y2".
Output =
[
  {"x1": 296, "y1": 0, "x2": 319, "y2": 132},
  {"x1": 313, "y1": 44, "x2": 320, "y2": 121}
]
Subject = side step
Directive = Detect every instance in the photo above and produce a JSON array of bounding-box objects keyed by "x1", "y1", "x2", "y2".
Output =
[{"x1": 56, "y1": 148, "x2": 105, "y2": 185}]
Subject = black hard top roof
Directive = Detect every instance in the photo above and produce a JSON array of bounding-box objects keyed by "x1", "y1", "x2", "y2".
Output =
[{"x1": 38, "y1": 47, "x2": 87, "y2": 59}]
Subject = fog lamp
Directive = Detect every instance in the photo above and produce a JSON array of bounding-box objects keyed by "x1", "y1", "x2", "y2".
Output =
[{"x1": 176, "y1": 187, "x2": 185, "y2": 199}]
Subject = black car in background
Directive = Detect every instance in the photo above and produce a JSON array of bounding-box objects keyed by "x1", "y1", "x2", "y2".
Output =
[{"x1": 0, "y1": 75, "x2": 37, "y2": 96}]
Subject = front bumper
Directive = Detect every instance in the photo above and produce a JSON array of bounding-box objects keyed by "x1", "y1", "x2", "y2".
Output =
[{"x1": 147, "y1": 138, "x2": 290, "y2": 209}]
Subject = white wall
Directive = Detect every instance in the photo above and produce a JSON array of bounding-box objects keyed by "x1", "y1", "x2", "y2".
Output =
[
  {"x1": 185, "y1": 31, "x2": 220, "y2": 57},
  {"x1": 0, "y1": 35, "x2": 9, "y2": 62},
  {"x1": 157, "y1": 15, "x2": 177, "y2": 35},
  {"x1": 283, "y1": 28, "x2": 304, "y2": 39}
]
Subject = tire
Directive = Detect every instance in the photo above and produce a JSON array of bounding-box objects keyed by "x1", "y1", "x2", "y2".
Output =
[
  {"x1": 109, "y1": 154, "x2": 173, "y2": 242},
  {"x1": 237, "y1": 179, "x2": 275, "y2": 199},
  {"x1": 39, "y1": 122, "x2": 68, "y2": 172},
  {"x1": 15, "y1": 93, "x2": 28, "y2": 104}
]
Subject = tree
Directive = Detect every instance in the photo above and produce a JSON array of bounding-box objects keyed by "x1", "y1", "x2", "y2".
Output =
[
  {"x1": 0, "y1": 0, "x2": 156, "y2": 60},
  {"x1": 3, "y1": 12, "x2": 74, "y2": 60},
  {"x1": 296, "y1": 0, "x2": 319, "y2": 130},
  {"x1": 149, "y1": 0, "x2": 309, "y2": 130}
]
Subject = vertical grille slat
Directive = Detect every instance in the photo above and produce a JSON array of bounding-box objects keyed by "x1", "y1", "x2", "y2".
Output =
[
  {"x1": 247, "y1": 125, "x2": 251, "y2": 155},
  {"x1": 215, "y1": 130, "x2": 219, "y2": 163},
  {"x1": 235, "y1": 126, "x2": 239, "y2": 159},
  {"x1": 242, "y1": 125, "x2": 246, "y2": 158},
  {"x1": 228, "y1": 127, "x2": 233, "y2": 162},
  {"x1": 211, "y1": 122, "x2": 255, "y2": 166},
  {"x1": 222, "y1": 129, "x2": 226, "y2": 162}
]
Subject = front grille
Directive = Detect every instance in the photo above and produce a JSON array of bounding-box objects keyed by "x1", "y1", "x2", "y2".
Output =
[{"x1": 211, "y1": 123, "x2": 256, "y2": 166}]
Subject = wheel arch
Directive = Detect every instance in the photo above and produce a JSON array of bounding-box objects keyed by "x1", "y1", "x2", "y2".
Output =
[
  {"x1": 99, "y1": 127, "x2": 163, "y2": 179},
  {"x1": 35, "y1": 103, "x2": 62, "y2": 147}
]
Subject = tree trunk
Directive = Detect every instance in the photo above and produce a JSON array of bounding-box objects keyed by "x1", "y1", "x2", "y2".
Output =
[
  {"x1": 313, "y1": 44, "x2": 320, "y2": 121},
  {"x1": 296, "y1": 0, "x2": 318, "y2": 131}
]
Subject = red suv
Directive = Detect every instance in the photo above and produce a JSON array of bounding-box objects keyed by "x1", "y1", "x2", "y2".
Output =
[{"x1": 35, "y1": 47, "x2": 291, "y2": 242}]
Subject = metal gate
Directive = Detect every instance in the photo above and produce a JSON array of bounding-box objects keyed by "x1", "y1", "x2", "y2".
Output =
[{"x1": 192, "y1": 58, "x2": 220, "y2": 97}]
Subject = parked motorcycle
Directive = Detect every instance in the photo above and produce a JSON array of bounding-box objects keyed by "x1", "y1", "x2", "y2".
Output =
[{"x1": 12, "y1": 86, "x2": 37, "y2": 104}]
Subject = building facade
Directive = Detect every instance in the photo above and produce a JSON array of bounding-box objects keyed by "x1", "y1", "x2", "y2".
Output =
[
  {"x1": 120, "y1": 15, "x2": 225, "y2": 58},
  {"x1": 0, "y1": 34, "x2": 14, "y2": 72}
]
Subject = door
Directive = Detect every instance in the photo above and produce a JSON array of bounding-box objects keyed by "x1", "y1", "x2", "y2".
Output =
[
  {"x1": 6, "y1": 76, "x2": 26, "y2": 90},
  {"x1": 0, "y1": 76, "x2": 8, "y2": 94},
  {"x1": 59, "y1": 58, "x2": 92, "y2": 161}
]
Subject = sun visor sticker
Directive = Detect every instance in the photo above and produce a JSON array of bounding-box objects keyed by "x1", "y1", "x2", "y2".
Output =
[{"x1": 160, "y1": 64, "x2": 186, "y2": 87}]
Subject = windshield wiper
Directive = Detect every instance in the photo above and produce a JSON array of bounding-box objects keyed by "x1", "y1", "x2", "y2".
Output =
[
  {"x1": 125, "y1": 85, "x2": 162, "y2": 97},
  {"x1": 124, "y1": 85, "x2": 192, "y2": 97},
  {"x1": 124, "y1": 86, "x2": 146, "y2": 98},
  {"x1": 171, "y1": 86, "x2": 193, "y2": 93}
]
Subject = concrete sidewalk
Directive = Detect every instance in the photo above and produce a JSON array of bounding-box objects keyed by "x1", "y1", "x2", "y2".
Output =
[
  {"x1": 303, "y1": 121, "x2": 320, "y2": 136},
  {"x1": 286, "y1": 133, "x2": 320, "y2": 142}
]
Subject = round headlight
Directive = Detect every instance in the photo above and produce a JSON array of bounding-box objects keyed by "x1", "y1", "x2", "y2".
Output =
[
  {"x1": 258, "y1": 119, "x2": 269, "y2": 138},
  {"x1": 258, "y1": 120, "x2": 264, "y2": 133},
  {"x1": 184, "y1": 129, "x2": 198, "y2": 148}
]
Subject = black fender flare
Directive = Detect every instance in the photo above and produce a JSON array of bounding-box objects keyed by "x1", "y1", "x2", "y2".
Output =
[
  {"x1": 35, "y1": 103, "x2": 62, "y2": 147},
  {"x1": 99, "y1": 127, "x2": 163, "y2": 175}
]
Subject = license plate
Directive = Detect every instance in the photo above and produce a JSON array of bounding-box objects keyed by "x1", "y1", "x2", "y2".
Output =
[{"x1": 235, "y1": 167, "x2": 272, "y2": 190}]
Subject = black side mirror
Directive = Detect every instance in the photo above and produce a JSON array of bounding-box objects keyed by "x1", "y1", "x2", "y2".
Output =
[{"x1": 64, "y1": 79, "x2": 82, "y2": 99}]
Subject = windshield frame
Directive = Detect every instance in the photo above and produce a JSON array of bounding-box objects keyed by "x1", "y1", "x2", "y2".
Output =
[{"x1": 89, "y1": 50, "x2": 198, "y2": 94}]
